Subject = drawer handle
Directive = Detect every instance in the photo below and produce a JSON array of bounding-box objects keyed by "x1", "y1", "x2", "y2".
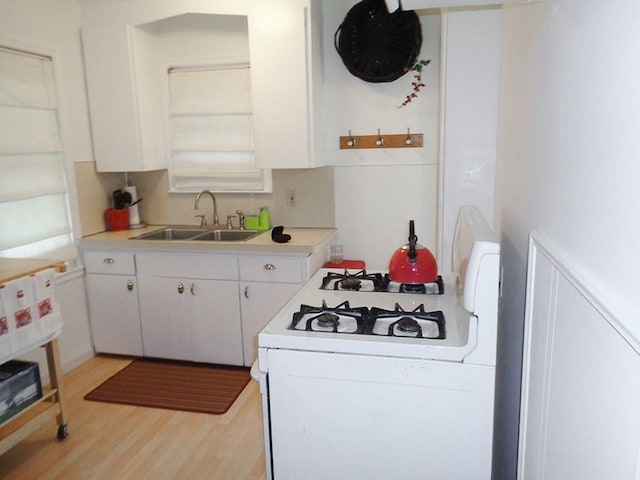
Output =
[
  {"x1": 178, "y1": 282, "x2": 184, "y2": 294},
  {"x1": 127, "y1": 280, "x2": 134, "y2": 292},
  {"x1": 103, "y1": 258, "x2": 115, "y2": 264},
  {"x1": 263, "y1": 263, "x2": 276, "y2": 270}
]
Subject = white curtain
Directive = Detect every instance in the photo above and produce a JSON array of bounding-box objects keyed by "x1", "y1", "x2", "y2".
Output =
[
  {"x1": 168, "y1": 64, "x2": 271, "y2": 193},
  {"x1": 0, "y1": 46, "x2": 74, "y2": 260}
]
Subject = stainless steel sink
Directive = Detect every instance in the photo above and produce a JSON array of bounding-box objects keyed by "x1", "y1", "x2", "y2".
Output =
[
  {"x1": 131, "y1": 227, "x2": 258, "y2": 242},
  {"x1": 191, "y1": 230, "x2": 259, "y2": 242},
  {"x1": 132, "y1": 228, "x2": 205, "y2": 241}
]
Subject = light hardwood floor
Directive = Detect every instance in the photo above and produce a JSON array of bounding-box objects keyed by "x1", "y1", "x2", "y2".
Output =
[{"x1": 0, "y1": 355, "x2": 267, "y2": 480}]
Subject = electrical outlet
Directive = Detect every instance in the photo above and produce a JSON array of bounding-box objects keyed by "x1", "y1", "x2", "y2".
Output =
[{"x1": 288, "y1": 189, "x2": 296, "y2": 207}]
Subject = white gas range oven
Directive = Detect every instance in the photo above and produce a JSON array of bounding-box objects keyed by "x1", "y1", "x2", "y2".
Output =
[{"x1": 254, "y1": 206, "x2": 500, "y2": 480}]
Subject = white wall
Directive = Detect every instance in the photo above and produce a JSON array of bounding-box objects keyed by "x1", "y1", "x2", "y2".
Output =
[
  {"x1": 325, "y1": 1, "x2": 501, "y2": 271},
  {"x1": 495, "y1": 1, "x2": 640, "y2": 478},
  {"x1": 440, "y1": 7, "x2": 502, "y2": 269},
  {"x1": 334, "y1": 165, "x2": 439, "y2": 270},
  {"x1": 325, "y1": 1, "x2": 442, "y2": 269}
]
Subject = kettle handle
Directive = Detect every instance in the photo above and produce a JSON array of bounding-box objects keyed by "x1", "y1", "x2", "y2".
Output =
[{"x1": 408, "y1": 220, "x2": 418, "y2": 261}]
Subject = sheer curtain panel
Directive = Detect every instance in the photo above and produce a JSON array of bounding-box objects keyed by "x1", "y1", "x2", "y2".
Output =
[
  {"x1": 168, "y1": 64, "x2": 271, "y2": 193},
  {"x1": 0, "y1": 46, "x2": 74, "y2": 260}
]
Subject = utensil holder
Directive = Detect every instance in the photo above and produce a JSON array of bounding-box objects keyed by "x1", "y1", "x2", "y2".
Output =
[{"x1": 105, "y1": 208, "x2": 129, "y2": 231}]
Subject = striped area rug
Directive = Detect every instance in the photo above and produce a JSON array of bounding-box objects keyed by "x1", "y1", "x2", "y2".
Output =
[{"x1": 84, "y1": 358, "x2": 251, "y2": 415}]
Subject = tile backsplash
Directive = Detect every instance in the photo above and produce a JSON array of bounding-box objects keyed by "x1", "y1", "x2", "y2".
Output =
[{"x1": 74, "y1": 163, "x2": 335, "y2": 237}]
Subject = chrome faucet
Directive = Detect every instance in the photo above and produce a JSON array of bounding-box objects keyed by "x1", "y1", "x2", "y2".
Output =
[
  {"x1": 236, "y1": 210, "x2": 245, "y2": 229},
  {"x1": 194, "y1": 190, "x2": 219, "y2": 226}
]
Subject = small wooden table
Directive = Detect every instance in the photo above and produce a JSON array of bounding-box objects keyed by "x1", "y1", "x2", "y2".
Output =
[{"x1": 0, "y1": 258, "x2": 68, "y2": 455}]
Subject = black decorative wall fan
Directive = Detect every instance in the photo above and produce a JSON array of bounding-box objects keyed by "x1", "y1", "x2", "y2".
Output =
[{"x1": 334, "y1": 0, "x2": 422, "y2": 83}]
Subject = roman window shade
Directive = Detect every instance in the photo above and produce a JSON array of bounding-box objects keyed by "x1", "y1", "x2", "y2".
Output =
[
  {"x1": 168, "y1": 63, "x2": 271, "y2": 193},
  {"x1": 0, "y1": 46, "x2": 74, "y2": 260}
]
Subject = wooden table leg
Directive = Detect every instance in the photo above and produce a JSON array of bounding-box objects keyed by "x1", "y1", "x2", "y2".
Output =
[{"x1": 44, "y1": 338, "x2": 68, "y2": 439}]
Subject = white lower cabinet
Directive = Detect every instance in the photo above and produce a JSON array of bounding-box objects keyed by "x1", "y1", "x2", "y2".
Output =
[
  {"x1": 82, "y1": 246, "x2": 329, "y2": 366},
  {"x1": 136, "y1": 275, "x2": 192, "y2": 361},
  {"x1": 83, "y1": 251, "x2": 143, "y2": 356},
  {"x1": 240, "y1": 281, "x2": 299, "y2": 366},
  {"x1": 239, "y1": 255, "x2": 307, "y2": 366},
  {"x1": 136, "y1": 252, "x2": 243, "y2": 366},
  {"x1": 138, "y1": 276, "x2": 243, "y2": 365},
  {"x1": 85, "y1": 273, "x2": 143, "y2": 356}
]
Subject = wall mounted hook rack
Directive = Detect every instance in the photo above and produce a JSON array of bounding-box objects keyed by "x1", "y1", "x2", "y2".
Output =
[{"x1": 339, "y1": 129, "x2": 423, "y2": 149}]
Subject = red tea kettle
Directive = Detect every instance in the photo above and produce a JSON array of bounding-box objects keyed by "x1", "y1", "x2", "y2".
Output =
[{"x1": 388, "y1": 220, "x2": 438, "y2": 284}]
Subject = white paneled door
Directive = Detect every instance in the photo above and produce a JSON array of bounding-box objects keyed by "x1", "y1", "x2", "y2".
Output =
[{"x1": 519, "y1": 233, "x2": 640, "y2": 479}]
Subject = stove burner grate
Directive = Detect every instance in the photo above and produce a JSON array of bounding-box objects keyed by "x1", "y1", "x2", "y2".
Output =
[
  {"x1": 381, "y1": 275, "x2": 445, "y2": 295},
  {"x1": 320, "y1": 270, "x2": 444, "y2": 295},
  {"x1": 320, "y1": 270, "x2": 385, "y2": 292},
  {"x1": 289, "y1": 300, "x2": 369, "y2": 334},
  {"x1": 289, "y1": 301, "x2": 446, "y2": 339},
  {"x1": 369, "y1": 303, "x2": 446, "y2": 339}
]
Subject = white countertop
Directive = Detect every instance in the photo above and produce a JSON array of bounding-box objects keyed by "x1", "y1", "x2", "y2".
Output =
[{"x1": 79, "y1": 226, "x2": 337, "y2": 256}]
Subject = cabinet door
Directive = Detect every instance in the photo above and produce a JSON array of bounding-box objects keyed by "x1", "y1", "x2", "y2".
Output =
[
  {"x1": 191, "y1": 280, "x2": 244, "y2": 366},
  {"x1": 85, "y1": 273, "x2": 142, "y2": 356},
  {"x1": 137, "y1": 276, "x2": 192, "y2": 361},
  {"x1": 81, "y1": 24, "x2": 164, "y2": 172},
  {"x1": 249, "y1": 2, "x2": 323, "y2": 168},
  {"x1": 239, "y1": 282, "x2": 299, "y2": 366},
  {"x1": 82, "y1": 24, "x2": 141, "y2": 172},
  {"x1": 138, "y1": 276, "x2": 244, "y2": 365}
]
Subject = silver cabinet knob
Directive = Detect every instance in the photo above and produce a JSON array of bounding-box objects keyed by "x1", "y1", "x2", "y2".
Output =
[
  {"x1": 177, "y1": 282, "x2": 185, "y2": 294},
  {"x1": 103, "y1": 258, "x2": 115, "y2": 264},
  {"x1": 127, "y1": 280, "x2": 134, "y2": 291},
  {"x1": 263, "y1": 263, "x2": 276, "y2": 270}
]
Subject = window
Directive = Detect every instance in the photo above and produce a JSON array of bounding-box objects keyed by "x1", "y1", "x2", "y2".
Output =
[
  {"x1": 167, "y1": 63, "x2": 271, "y2": 193},
  {"x1": 0, "y1": 46, "x2": 75, "y2": 260}
]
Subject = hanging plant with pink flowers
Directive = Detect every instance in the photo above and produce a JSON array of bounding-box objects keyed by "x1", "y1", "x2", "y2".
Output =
[{"x1": 399, "y1": 59, "x2": 431, "y2": 108}]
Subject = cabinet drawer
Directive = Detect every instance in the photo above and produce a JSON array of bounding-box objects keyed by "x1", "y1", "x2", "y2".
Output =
[
  {"x1": 136, "y1": 253, "x2": 238, "y2": 280},
  {"x1": 239, "y1": 256, "x2": 303, "y2": 283},
  {"x1": 84, "y1": 251, "x2": 135, "y2": 275}
]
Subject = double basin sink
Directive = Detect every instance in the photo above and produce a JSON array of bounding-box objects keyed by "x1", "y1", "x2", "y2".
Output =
[{"x1": 131, "y1": 226, "x2": 259, "y2": 243}]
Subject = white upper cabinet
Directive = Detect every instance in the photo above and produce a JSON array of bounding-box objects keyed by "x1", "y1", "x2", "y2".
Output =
[
  {"x1": 81, "y1": 24, "x2": 164, "y2": 172},
  {"x1": 81, "y1": 0, "x2": 323, "y2": 172},
  {"x1": 385, "y1": 0, "x2": 538, "y2": 8},
  {"x1": 248, "y1": 0, "x2": 324, "y2": 169}
]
